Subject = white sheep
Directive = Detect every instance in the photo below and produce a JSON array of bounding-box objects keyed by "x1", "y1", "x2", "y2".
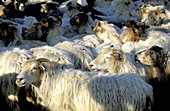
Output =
[
  {"x1": 16, "y1": 58, "x2": 153, "y2": 111},
  {"x1": 55, "y1": 41, "x2": 94, "y2": 71}
]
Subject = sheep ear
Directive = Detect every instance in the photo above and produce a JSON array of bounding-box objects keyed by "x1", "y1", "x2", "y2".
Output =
[
  {"x1": 115, "y1": 2, "x2": 119, "y2": 6},
  {"x1": 44, "y1": 22, "x2": 49, "y2": 27},
  {"x1": 76, "y1": 18, "x2": 80, "y2": 23},
  {"x1": 2, "y1": 30, "x2": 7, "y2": 36},
  {"x1": 39, "y1": 65, "x2": 45, "y2": 71},
  {"x1": 17, "y1": 61, "x2": 23, "y2": 66},
  {"x1": 151, "y1": 52, "x2": 157, "y2": 59},
  {"x1": 37, "y1": 23, "x2": 42, "y2": 29},
  {"x1": 141, "y1": 4, "x2": 144, "y2": 9}
]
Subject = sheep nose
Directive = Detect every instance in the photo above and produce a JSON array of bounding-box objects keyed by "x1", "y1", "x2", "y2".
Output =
[{"x1": 89, "y1": 64, "x2": 96, "y2": 71}]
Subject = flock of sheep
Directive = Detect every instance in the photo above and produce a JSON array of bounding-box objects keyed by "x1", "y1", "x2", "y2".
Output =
[{"x1": 0, "y1": 0, "x2": 169, "y2": 111}]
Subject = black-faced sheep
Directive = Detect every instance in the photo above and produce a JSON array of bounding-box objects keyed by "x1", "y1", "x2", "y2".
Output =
[
  {"x1": 0, "y1": 19, "x2": 21, "y2": 46},
  {"x1": 16, "y1": 58, "x2": 153, "y2": 111}
]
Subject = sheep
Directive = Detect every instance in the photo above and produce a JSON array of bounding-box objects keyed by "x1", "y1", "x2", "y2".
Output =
[
  {"x1": 30, "y1": 45, "x2": 75, "y2": 70},
  {"x1": 16, "y1": 58, "x2": 153, "y2": 111},
  {"x1": 54, "y1": 41, "x2": 93, "y2": 71},
  {"x1": 134, "y1": 45, "x2": 169, "y2": 80},
  {"x1": 134, "y1": 45, "x2": 170, "y2": 111},
  {"x1": 0, "y1": 19, "x2": 22, "y2": 47},
  {"x1": 89, "y1": 44, "x2": 159, "y2": 83},
  {"x1": 91, "y1": 20, "x2": 150, "y2": 44},
  {"x1": 0, "y1": 49, "x2": 52, "y2": 111},
  {"x1": 0, "y1": 49, "x2": 34, "y2": 111},
  {"x1": 120, "y1": 20, "x2": 150, "y2": 43},
  {"x1": 69, "y1": 12, "x2": 95, "y2": 34},
  {"x1": 19, "y1": 16, "x2": 40, "y2": 40},
  {"x1": 91, "y1": 20, "x2": 122, "y2": 43},
  {"x1": 37, "y1": 16, "x2": 67, "y2": 45}
]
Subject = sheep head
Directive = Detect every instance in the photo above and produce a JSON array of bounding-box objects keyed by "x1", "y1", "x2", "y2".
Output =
[
  {"x1": 135, "y1": 45, "x2": 168, "y2": 79},
  {"x1": 135, "y1": 45, "x2": 168, "y2": 67},
  {"x1": 124, "y1": 20, "x2": 149, "y2": 42},
  {"x1": 141, "y1": 5, "x2": 168, "y2": 26},
  {"x1": 89, "y1": 45, "x2": 127, "y2": 72},
  {"x1": 16, "y1": 58, "x2": 53, "y2": 87},
  {"x1": 70, "y1": 12, "x2": 88, "y2": 27}
]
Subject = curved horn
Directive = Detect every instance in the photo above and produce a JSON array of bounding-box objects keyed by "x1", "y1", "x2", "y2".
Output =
[
  {"x1": 92, "y1": 22, "x2": 99, "y2": 32},
  {"x1": 36, "y1": 58, "x2": 54, "y2": 76},
  {"x1": 112, "y1": 50, "x2": 127, "y2": 64}
]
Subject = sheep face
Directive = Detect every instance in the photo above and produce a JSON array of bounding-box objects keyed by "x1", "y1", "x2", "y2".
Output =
[
  {"x1": 135, "y1": 45, "x2": 168, "y2": 67},
  {"x1": 89, "y1": 45, "x2": 126, "y2": 72},
  {"x1": 70, "y1": 12, "x2": 88, "y2": 27},
  {"x1": 0, "y1": 21, "x2": 19, "y2": 46},
  {"x1": 142, "y1": 6, "x2": 167, "y2": 26},
  {"x1": 124, "y1": 21, "x2": 149, "y2": 42},
  {"x1": 91, "y1": 21, "x2": 115, "y2": 41},
  {"x1": 16, "y1": 60, "x2": 43, "y2": 87}
]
